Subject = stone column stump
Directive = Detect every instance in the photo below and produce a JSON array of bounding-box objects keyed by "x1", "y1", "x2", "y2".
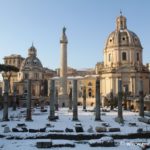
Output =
[
  {"x1": 3, "y1": 79, "x2": 9, "y2": 121},
  {"x1": 95, "y1": 78, "x2": 101, "y2": 121},
  {"x1": 26, "y1": 79, "x2": 32, "y2": 121},
  {"x1": 72, "y1": 79, "x2": 78, "y2": 121}
]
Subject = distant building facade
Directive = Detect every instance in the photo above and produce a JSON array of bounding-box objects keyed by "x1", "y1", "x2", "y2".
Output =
[{"x1": 3, "y1": 54, "x2": 25, "y2": 93}]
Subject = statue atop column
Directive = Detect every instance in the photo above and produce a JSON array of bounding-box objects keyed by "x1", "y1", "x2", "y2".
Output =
[{"x1": 63, "y1": 27, "x2": 66, "y2": 34}]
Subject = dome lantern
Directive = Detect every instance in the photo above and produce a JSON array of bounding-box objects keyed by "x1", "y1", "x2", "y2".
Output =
[
  {"x1": 28, "y1": 43, "x2": 37, "y2": 57},
  {"x1": 116, "y1": 12, "x2": 127, "y2": 31}
]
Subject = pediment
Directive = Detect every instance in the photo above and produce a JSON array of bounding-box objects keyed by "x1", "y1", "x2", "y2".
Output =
[{"x1": 116, "y1": 66, "x2": 135, "y2": 73}]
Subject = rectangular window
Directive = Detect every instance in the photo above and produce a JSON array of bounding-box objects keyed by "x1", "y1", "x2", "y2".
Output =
[
  {"x1": 108, "y1": 54, "x2": 111, "y2": 62},
  {"x1": 24, "y1": 73, "x2": 28, "y2": 79},
  {"x1": 137, "y1": 53, "x2": 139, "y2": 61},
  {"x1": 34, "y1": 73, "x2": 39, "y2": 79},
  {"x1": 122, "y1": 52, "x2": 127, "y2": 61}
]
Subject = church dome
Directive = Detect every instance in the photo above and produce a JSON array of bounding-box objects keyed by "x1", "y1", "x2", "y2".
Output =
[
  {"x1": 105, "y1": 15, "x2": 142, "y2": 49},
  {"x1": 103, "y1": 14, "x2": 143, "y2": 68},
  {"x1": 20, "y1": 45, "x2": 43, "y2": 71}
]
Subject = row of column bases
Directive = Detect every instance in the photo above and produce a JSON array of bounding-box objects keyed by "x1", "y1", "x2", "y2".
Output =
[{"x1": 2, "y1": 78, "x2": 144, "y2": 123}]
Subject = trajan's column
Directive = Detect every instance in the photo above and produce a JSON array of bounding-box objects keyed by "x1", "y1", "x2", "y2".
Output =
[{"x1": 58, "y1": 27, "x2": 69, "y2": 107}]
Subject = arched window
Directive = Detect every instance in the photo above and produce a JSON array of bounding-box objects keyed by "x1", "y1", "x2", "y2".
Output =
[
  {"x1": 88, "y1": 88, "x2": 92, "y2": 97},
  {"x1": 88, "y1": 82, "x2": 92, "y2": 86},
  {"x1": 122, "y1": 52, "x2": 127, "y2": 61}
]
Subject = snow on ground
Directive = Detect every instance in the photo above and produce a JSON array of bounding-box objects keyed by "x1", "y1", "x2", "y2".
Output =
[
  {"x1": 0, "y1": 106, "x2": 150, "y2": 149},
  {"x1": 0, "y1": 106, "x2": 149, "y2": 134},
  {"x1": 0, "y1": 139, "x2": 145, "y2": 150}
]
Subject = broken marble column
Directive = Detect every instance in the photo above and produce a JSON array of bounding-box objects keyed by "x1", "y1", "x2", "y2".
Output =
[
  {"x1": 115, "y1": 79, "x2": 123, "y2": 123},
  {"x1": 124, "y1": 85, "x2": 128, "y2": 110},
  {"x1": 48, "y1": 79, "x2": 55, "y2": 120},
  {"x1": 83, "y1": 86, "x2": 86, "y2": 110},
  {"x1": 72, "y1": 79, "x2": 78, "y2": 121},
  {"x1": 95, "y1": 78, "x2": 101, "y2": 121},
  {"x1": 68, "y1": 87, "x2": 72, "y2": 110},
  {"x1": 139, "y1": 80, "x2": 144, "y2": 117},
  {"x1": 12, "y1": 83, "x2": 17, "y2": 111},
  {"x1": 3, "y1": 79, "x2": 9, "y2": 121},
  {"x1": 40, "y1": 82, "x2": 44, "y2": 111},
  {"x1": 54, "y1": 88, "x2": 59, "y2": 111},
  {"x1": 26, "y1": 79, "x2": 32, "y2": 121}
]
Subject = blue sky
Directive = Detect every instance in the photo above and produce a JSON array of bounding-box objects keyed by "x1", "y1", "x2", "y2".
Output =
[{"x1": 0, "y1": 0, "x2": 150, "y2": 70}]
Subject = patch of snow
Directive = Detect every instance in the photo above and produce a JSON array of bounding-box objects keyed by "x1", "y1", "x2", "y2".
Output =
[{"x1": 89, "y1": 136, "x2": 114, "y2": 144}]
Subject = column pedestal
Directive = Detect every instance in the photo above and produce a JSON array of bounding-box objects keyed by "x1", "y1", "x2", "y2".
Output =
[{"x1": 58, "y1": 94, "x2": 69, "y2": 107}]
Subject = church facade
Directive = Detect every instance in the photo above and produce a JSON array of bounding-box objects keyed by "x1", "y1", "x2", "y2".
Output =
[{"x1": 96, "y1": 14, "x2": 150, "y2": 98}]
